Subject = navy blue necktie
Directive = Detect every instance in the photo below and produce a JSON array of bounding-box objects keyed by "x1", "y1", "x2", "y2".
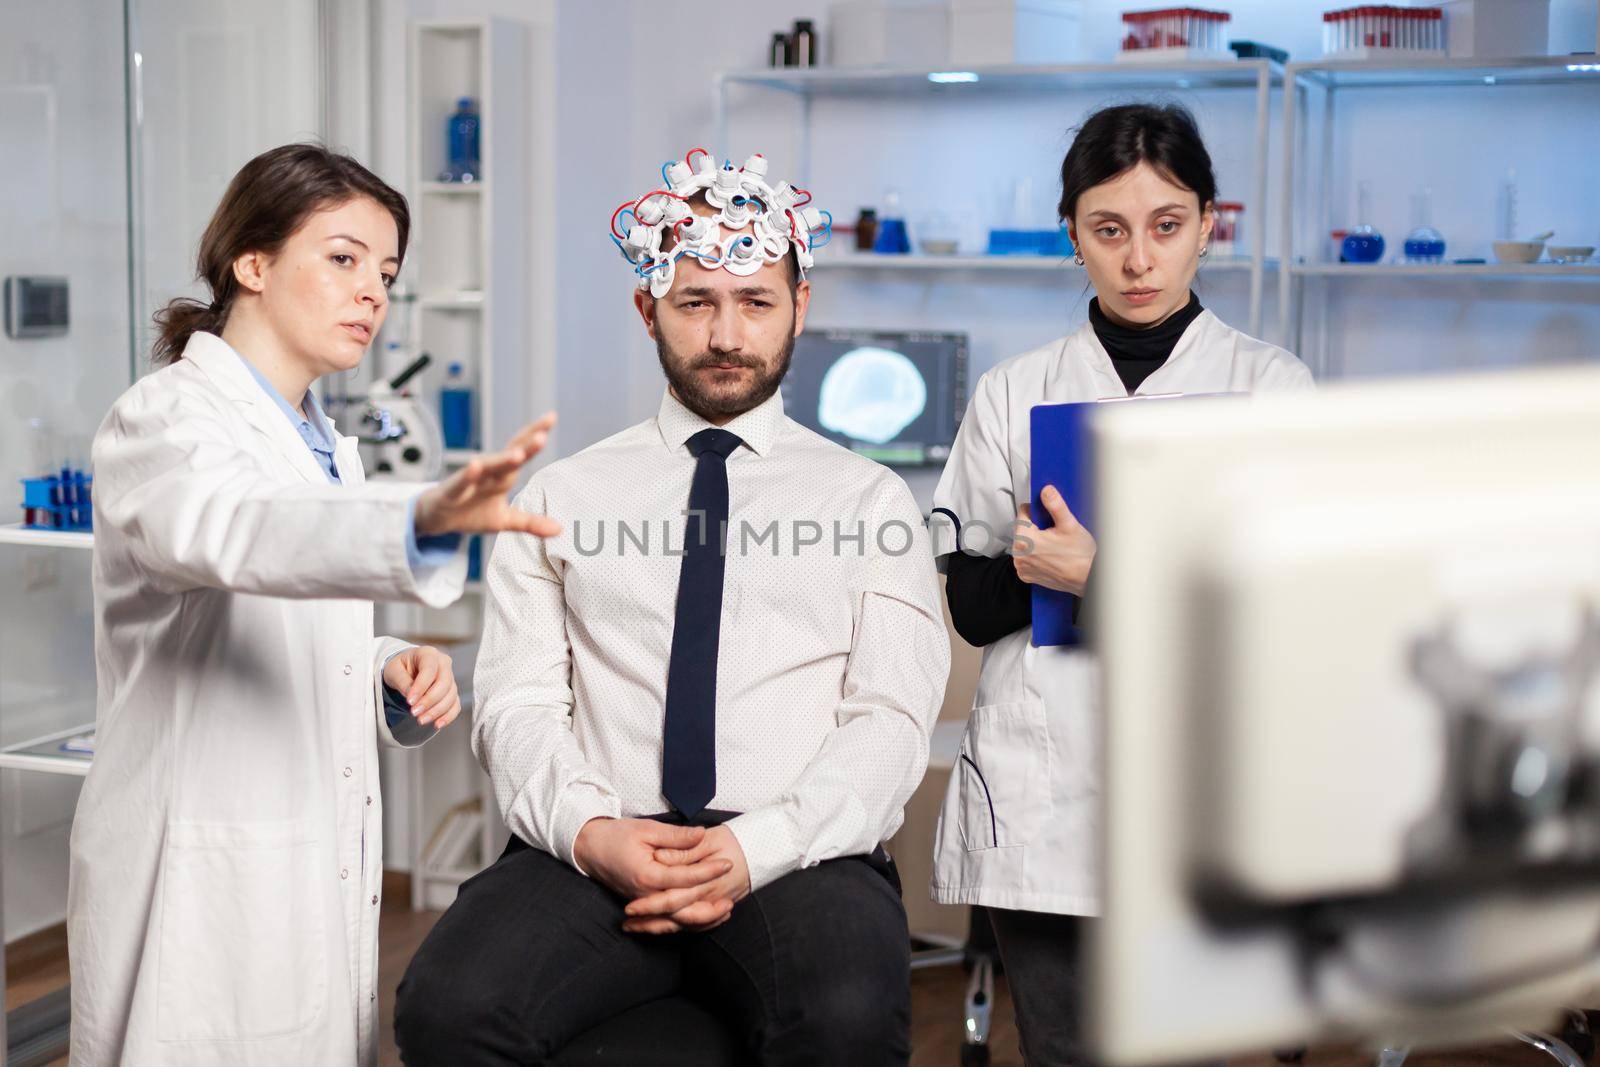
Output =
[{"x1": 662, "y1": 428, "x2": 743, "y2": 818}]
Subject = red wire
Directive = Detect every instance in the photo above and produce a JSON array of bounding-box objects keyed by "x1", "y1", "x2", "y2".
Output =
[
  {"x1": 792, "y1": 187, "x2": 813, "y2": 207},
  {"x1": 685, "y1": 147, "x2": 709, "y2": 169},
  {"x1": 613, "y1": 189, "x2": 698, "y2": 239}
]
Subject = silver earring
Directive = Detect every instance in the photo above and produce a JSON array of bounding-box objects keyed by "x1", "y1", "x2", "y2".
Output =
[
  {"x1": 1199, "y1": 245, "x2": 1210, "y2": 259},
  {"x1": 1073, "y1": 253, "x2": 1084, "y2": 266}
]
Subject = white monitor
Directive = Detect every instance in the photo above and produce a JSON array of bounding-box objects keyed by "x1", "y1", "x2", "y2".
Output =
[{"x1": 1089, "y1": 366, "x2": 1600, "y2": 1063}]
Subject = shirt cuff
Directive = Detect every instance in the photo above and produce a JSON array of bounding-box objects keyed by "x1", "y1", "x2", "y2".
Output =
[
  {"x1": 549, "y1": 782, "x2": 622, "y2": 875},
  {"x1": 379, "y1": 647, "x2": 433, "y2": 748},
  {"x1": 727, "y1": 805, "x2": 804, "y2": 893},
  {"x1": 405, "y1": 496, "x2": 464, "y2": 576}
]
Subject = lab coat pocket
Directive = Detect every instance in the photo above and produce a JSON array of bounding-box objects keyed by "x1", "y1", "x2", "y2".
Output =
[
  {"x1": 956, "y1": 700, "x2": 1050, "y2": 851},
  {"x1": 156, "y1": 819, "x2": 327, "y2": 1042}
]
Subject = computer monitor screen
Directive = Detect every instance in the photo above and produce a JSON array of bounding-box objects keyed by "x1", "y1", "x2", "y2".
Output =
[
  {"x1": 1088, "y1": 367, "x2": 1600, "y2": 1063},
  {"x1": 784, "y1": 329, "x2": 967, "y2": 466}
]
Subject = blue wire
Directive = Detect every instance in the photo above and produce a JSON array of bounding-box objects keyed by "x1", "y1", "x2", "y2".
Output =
[{"x1": 661, "y1": 161, "x2": 673, "y2": 186}]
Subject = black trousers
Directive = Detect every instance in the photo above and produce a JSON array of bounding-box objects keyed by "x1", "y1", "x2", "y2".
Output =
[
  {"x1": 395, "y1": 833, "x2": 911, "y2": 1066},
  {"x1": 988, "y1": 909, "x2": 1094, "y2": 1067}
]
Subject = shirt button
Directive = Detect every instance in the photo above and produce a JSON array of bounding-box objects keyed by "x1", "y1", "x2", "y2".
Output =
[
  {"x1": 370, "y1": 992, "x2": 377, "y2": 1002},
  {"x1": 341, "y1": 868, "x2": 349, "y2": 880},
  {"x1": 366, "y1": 795, "x2": 373, "y2": 806},
  {"x1": 343, "y1": 766, "x2": 353, "y2": 778},
  {"x1": 371, "y1": 894, "x2": 379, "y2": 905},
  {"x1": 343, "y1": 664, "x2": 353, "y2": 675}
]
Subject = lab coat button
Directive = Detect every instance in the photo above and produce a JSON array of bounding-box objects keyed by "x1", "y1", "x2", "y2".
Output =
[
  {"x1": 343, "y1": 766, "x2": 353, "y2": 778},
  {"x1": 366, "y1": 795, "x2": 373, "y2": 806},
  {"x1": 341, "y1": 868, "x2": 349, "y2": 879},
  {"x1": 371, "y1": 894, "x2": 379, "y2": 905},
  {"x1": 343, "y1": 664, "x2": 353, "y2": 675}
]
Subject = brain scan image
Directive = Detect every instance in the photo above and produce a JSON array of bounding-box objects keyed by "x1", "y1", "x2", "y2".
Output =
[{"x1": 816, "y1": 346, "x2": 928, "y2": 445}]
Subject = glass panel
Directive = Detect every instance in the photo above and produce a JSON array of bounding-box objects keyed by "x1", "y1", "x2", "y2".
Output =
[{"x1": 128, "y1": 0, "x2": 325, "y2": 368}]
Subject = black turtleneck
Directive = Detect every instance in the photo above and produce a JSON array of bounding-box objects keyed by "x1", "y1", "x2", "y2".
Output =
[
  {"x1": 1090, "y1": 291, "x2": 1204, "y2": 394},
  {"x1": 944, "y1": 294, "x2": 1202, "y2": 647}
]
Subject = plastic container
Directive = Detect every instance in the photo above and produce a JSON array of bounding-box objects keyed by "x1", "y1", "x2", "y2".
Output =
[
  {"x1": 1211, "y1": 201, "x2": 1244, "y2": 258},
  {"x1": 1440, "y1": 0, "x2": 1549, "y2": 59},
  {"x1": 951, "y1": 0, "x2": 1083, "y2": 66},
  {"x1": 442, "y1": 98, "x2": 480, "y2": 183},
  {"x1": 986, "y1": 227, "x2": 1074, "y2": 257},
  {"x1": 440, "y1": 362, "x2": 475, "y2": 449}
]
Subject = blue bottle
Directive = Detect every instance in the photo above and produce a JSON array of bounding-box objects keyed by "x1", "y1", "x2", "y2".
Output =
[
  {"x1": 1340, "y1": 180, "x2": 1386, "y2": 265},
  {"x1": 446, "y1": 98, "x2": 480, "y2": 182},
  {"x1": 440, "y1": 362, "x2": 474, "y2": 449},
  {"x1": 872, "y1": 189, "x2": 911, "y2": 254},
  {"x1": 1402, "y1": 187, "x2": 1446, "y2": 264}
]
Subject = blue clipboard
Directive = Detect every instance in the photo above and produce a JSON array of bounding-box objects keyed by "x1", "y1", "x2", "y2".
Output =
[
  {"x1": 1028, "y1": 402, "x2": 1097, "y2": 647},
  {"x1": 1029, "y1": 393, "x2": 1201, "y2": 647}
]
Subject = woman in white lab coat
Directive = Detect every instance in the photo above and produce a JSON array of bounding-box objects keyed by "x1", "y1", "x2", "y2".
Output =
[
  {"x1": 67, "y1": 144, "x2": 559, "y2": 1067},
  {"x1": 928, "y1": 104, "x2": 1313, "y2": 1066}
]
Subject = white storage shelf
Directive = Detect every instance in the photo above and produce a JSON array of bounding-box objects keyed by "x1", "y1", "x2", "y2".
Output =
[
  {"x1": 0, "y1": 524, "x2": 94, "y2": 550},
  {"x1": 401, "y1": 17, "x2": 528, "y2": 909}
]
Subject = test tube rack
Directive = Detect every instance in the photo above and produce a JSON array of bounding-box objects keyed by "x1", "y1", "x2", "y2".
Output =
[
  {"x1": 20, "y1": 471, "x2": 93, "y2": 532},
  {"x1": 1117, "y1": 7, "x2": 1234, "y2": 63},
  {"x1": 1322, "y1": 5, "x2": 1446, "y2": 60}
]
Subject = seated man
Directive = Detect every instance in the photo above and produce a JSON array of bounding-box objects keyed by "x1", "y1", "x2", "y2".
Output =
[{"x1": 395, "y1": 150, "x2": 950, "y2": 1066}]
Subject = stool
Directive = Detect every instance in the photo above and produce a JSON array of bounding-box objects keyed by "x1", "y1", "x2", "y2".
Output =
[{"x1": 549, "y1": 994, "x2": 745, "y2": 1066}]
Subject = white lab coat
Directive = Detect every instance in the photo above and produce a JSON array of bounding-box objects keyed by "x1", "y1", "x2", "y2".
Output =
[
  {"x1": 929, "y1": 310, "x2": 1313, "y2": 915},
  {"x1": 67, "y1": 332, "x2": 465, "y2": 1066}
]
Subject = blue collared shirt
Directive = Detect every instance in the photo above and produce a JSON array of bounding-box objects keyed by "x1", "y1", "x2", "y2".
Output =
[{"x1": 238, "y1": 357, "x2": 461, "y2": 571}]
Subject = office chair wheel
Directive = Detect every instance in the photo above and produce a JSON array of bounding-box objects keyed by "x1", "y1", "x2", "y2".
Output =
[{"x1": 960, "y1": 1044, "x2": 991, "y2": 1066}]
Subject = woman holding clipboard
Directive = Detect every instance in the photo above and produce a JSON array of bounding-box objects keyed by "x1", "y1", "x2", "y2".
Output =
[{"x1": 927, "y1": 103, "x2": 1312, "y2": 1066}]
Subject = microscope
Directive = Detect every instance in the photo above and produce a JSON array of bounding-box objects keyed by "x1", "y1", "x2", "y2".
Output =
[{"x1": 355, "y1": 352, "x2": 444, "y2": 481}]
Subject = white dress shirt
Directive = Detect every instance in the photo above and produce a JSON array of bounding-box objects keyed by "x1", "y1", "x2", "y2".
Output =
[{"x1": 473, "y1": 388, "x2": 950, "y2": 891}]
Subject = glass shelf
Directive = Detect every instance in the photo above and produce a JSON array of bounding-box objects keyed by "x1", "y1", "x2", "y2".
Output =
[
  {"x1": 1289, "y1": 54, "x2": 1600, "y2": 90},
  {"x1": 812, "y1": 252, "x2": 1274, "y2": 273},
  {"x1": 718, "y1": 58, "x2": 1281, "y2": 98},
  {"x1": 0, "y1": 723, "x2": 96, "y2": 777},
  {"x1": 1290, "y1": 262, "x2": 1600, "y2": 279},
  {"x1": 0, "y1": 524, "x2": 93, "y2": 549}
]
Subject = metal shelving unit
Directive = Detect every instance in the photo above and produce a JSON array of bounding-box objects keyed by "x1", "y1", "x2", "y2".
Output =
[
  {"x1": 1277, "y1": 54, "x2": 1600, "y2": 374},
  {"x1": 713, "y1": 59, "x2": 1283, "y2": 336},
  {"x1": 397, "y1": 17, "x2": 526, "y2": 911}
]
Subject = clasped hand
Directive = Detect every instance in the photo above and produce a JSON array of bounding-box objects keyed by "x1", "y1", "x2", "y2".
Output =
[
  {"x1": 573, "y1": 817, "x2": 751, "y2": 935},
  {"x1": 1012, "y1": 484, "x2": 1097, "y2": 596}
]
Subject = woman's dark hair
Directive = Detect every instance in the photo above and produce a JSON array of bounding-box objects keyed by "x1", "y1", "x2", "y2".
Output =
[
  {"x1": 1057, "y1": 103, "x2": 1217, "y2": 223},
  {"x1": 152, "y1": 143, "x2": 410, "y2": 364}
]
